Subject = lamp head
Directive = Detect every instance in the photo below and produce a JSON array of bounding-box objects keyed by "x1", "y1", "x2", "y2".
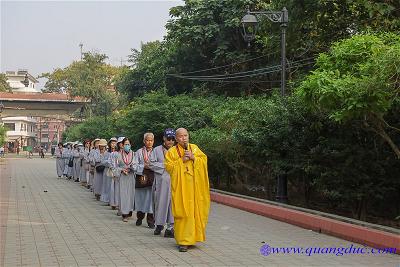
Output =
[{"x1": 241, "y1": 13, "x2": 258, "y2": 46}]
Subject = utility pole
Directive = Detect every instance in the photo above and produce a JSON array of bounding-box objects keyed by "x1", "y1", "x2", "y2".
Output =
[
  {"x1": 39, "y1": 117, "x2": 42, "y2": 148},
  {"x1": 79, "y1": 43, "x2": 83, "y2": 60},
  {"x1": 120, "y1": 57, "x2": 128, "y2": 66}
]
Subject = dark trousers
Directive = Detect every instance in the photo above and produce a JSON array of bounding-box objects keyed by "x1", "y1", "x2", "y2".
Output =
[{"x1": 137, "y1": 211, "x2": 154, "y2": 225}]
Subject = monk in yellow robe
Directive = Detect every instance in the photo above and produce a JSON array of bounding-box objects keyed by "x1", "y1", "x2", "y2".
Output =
[{"x1": 164, "y1": 128, "x2": 210, "y2": 252}]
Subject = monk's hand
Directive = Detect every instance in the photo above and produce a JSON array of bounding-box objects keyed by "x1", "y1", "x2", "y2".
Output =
[
  {"x1": 187, "y1": 151, "x2": 195, "y2": 161},
  {"x1": 182, "y1": 155, "x2": 190, "y2": 163}
]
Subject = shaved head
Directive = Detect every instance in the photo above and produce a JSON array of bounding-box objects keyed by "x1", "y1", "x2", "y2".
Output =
[
  {"x1": 176, "y1": 128, "x2": 188, "y2": 135},
  {"x1": 176, "y1": 128, "x2": 189, "y2": 147}
]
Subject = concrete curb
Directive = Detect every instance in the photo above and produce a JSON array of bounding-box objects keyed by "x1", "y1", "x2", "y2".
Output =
[{"x1": 210, "y1": 191, "x2": 400, "y2": 255}]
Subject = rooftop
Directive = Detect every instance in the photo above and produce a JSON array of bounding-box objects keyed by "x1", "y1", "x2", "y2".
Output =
[{"x1": 0, "y1": 92, "x2": 87, "y2": 102}]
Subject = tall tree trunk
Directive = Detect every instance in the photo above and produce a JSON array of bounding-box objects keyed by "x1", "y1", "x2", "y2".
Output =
[
  {"x1": 357, "y1": 196, "x2": 367, "y2": 221},
  {"x1": 366, "y1": 114, "x2": 400, "y2": 159}
]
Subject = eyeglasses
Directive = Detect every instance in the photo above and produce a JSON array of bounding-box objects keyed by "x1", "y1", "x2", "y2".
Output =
[{"x1": 166, "y1": 137, "x2": 175, "y2": 141}]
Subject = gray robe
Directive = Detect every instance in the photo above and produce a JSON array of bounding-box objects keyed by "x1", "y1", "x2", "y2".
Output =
[
  {"x1": 72, "y1": 148, "x2": 81, "y2": 180},
  {"x1": 79, "y1": 148, "x2": 90, "y2": 182},
  {"x1": 62, "y1": 148, "x2": 72, "y2": 176},
  {"x1": 149, "y1": 145, "x2": 174, "y2": 226},
  {"x1": 88, "y1": 149, "x2": 97, "y2": 187},
  {"x1": 93, "y1": 150, "x2": 107, "y2": 196},
  {"x1": 109, "y1": 151, "x2": 120, "y2": 207},
  {"x1": 100, "y1": 151, "x2": 112, "y2": 203},
  {"x1": 55, "y1": 148, "x2": 64, "y2": 177},
  {"x1": 134, "y1": 148, "x2": 154, "y2": 213},
  {"x1": 115, "y1": 151, "x2": 137, "y2": 215}
]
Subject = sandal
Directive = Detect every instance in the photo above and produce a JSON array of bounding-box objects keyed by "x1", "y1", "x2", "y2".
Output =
[{"x1": 178, "y1": 245, "x2": 188, "y2": 252}]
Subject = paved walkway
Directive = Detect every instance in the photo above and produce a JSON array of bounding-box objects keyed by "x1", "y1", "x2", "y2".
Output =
[{"x1": 1, "y1": 158, "x2": 399, "y2": 266}]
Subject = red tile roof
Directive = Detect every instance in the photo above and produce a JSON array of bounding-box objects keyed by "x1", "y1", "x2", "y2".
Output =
[{"x1": 0, "y1": 92, "x2": 87, "y2": 102}]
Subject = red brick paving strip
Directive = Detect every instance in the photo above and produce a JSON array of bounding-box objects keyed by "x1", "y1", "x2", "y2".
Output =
[
  {"x1": 0, "y1": 159, "x2": 10, "y2": 267},
  {"x1": 211, "y1": 191, "x2": 400, "y2": 255}
]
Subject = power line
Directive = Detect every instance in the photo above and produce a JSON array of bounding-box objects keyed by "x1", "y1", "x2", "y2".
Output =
[
  {"x1": 169, "y1": 58, "x2": 315, "y2": 81},
  {"x1": 169, "y1": 64, "x2": 280, "y2": 79},
  {"x1": 197, "y1": 79, "x2": 282, "y2": 84},
  {"x1": 171, "y1": 51, "x2": 280, "y2": 76},
  {"x1": 175, "y1": 61, "x2": 315, "y2": 82}
]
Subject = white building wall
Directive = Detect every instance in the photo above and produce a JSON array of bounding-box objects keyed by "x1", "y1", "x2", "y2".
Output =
[{"x1": 2, "y1": 71, "x2": 39, "y2": 149}]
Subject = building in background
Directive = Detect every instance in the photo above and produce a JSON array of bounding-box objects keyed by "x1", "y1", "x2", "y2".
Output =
[
  {"x1": 1, "y1": 70, "x2": 67, "y2": 153},
  {"x1": 2, "y1": 116, "x2": 36, "y2": 153},
  {"x1": 35, "y1": 118, "x2": 66, "y2": 149},
  {"x1": 5, "y1": 70, "x2": 39, "y2": 93}
]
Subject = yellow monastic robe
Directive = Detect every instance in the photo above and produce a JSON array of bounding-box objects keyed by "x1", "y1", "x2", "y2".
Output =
[{"x1": 164, "y1": 143, "x2": 210, "y2": 246}]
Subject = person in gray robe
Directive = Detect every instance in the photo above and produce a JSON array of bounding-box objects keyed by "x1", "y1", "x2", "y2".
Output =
[
  {"x1": 114, "y1": 137, "x2": 137, "y2": 222},
  {"x1": 72, "y1": 144, "x2": 82, "y2": 182},
  {"x1": 148, "y1": 128, "x2": 175, "y2": 237},
  {"x1": 94, "y1": 139, "x2": 108, "y2": 201},
  {"x1": 88, "y1": 139, "x2": 100, "y2": 191},
  {"x1": 63, "y1": 143, "x2": 73, "y2": 179},
  {"x1": 55, "y1": 143, "x2": 64, "y2": 178},
  {"x1": 62, "y1": 143, "x2": 69, "y2": 178},
  {"x1": 79, "y1": 140, "x2": 90, "y2": 185},
  {"x1": 109, "y1": 137, "x2": 124, "y2": 210},
  {"x1": 100, "y1": 138, "x2": 117, "y2": 204},
  {"x1": 67, "y1": 144, "x2": 74, "y2": 179},
  {"x1": 134, "y1": 132, "x2": 155, "y2": 228}
]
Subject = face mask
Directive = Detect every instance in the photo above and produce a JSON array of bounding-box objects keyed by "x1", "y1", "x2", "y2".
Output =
[{"x1": 124, "y1": 144, "x2": 131, "y2": 152}]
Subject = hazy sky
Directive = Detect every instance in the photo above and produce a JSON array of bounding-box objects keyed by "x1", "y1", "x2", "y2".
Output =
[{"x1": 1, "y1": 0, "x2": 183, "y2": 89}]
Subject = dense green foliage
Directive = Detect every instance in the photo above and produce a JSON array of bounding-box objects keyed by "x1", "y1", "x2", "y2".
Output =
[
  {"x1": 0, "y1": 74, "x2": 11, "y2": 92},
  {"x1": 116, "y1": 0, "x2": 399, "y2": 97},
  {"x1": 40, "y1": 52, "x2": 124, "y2": 116},
  {"x1": 298, "y1": 33, "x2": 400, "y2": 158}
]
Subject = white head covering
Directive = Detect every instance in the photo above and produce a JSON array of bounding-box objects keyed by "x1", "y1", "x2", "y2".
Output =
[{"x1": 109, "y1": 137, "x2": 118, "y2": 143}]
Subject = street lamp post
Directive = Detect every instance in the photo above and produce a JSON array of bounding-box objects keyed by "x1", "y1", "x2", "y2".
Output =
[
  {"x1": 39, "y1": 117, "x2": 42, "y2": 148},
  {"x1": 240, "y1": 7, "x2": 289, "y2": 203},
  {"x1": 241, "y1": 7, "x2": 288, "y2": 96}
]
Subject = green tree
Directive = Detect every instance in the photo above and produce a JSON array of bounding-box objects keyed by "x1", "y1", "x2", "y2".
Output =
[
  {"x1": 269, "y1": 0, "x2": 400, "y2": 57},
  {"x1": 116, "y1": 41, "x2": 169, "y2": 99},
  {"x1": 63, "y1": 116, "x2": 118, "y2": 142},
  {"x1": 0, "y1": 125, "x2": 6, "y2": 146},
  {"x1": 40, "y1": 52, "x2": 123, "y2": 115},
  {"x1": 165, "y1": 0, "x2": 269, "y2": 96},
  {"x1": 162, "y1": 0, "x2": 400, "y2": 95},
  {"x1": 39, "y1": 68, "x2": 68, "y2": 93},
  {"x1": 297, "y1": 33, "x2": 400, "y2": 158},
  {"x1": 0, "y1": 74, "x2": 11, "y2": 92}
]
